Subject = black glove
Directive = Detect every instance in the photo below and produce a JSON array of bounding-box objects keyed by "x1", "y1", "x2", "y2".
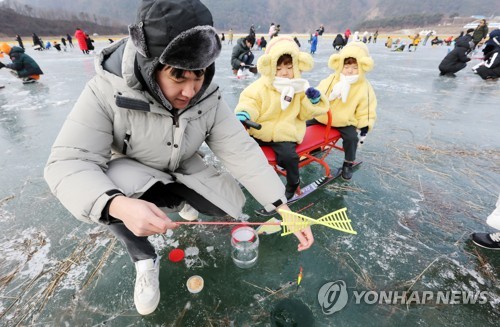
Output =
[
  {"x1": 0, "y1": 62, "x2": 5, "y2": 69},
  {"x1": 359, "y1": 127, "x2": 369, "y2": 145}
]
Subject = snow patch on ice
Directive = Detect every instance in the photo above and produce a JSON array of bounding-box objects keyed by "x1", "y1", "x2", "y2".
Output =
[{"x1": 184, "y1": 246, "x2": 207, "y2": 268}]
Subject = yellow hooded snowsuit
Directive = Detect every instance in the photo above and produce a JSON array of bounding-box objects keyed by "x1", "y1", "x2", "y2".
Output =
[
  {"x1": 235, "y1": 36, "x2": 328, "y2": 143},
  {"x1": 316, "y1": 42, "x2": 377, "y2": 131}
]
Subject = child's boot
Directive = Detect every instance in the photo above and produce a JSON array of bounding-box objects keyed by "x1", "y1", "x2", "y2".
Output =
[
  {"x1": 341, "y1": 161, "x2": 353, "y2": 180},
  {"x1": 285, "y1": 180, "x2": 300, "y2": 200}
]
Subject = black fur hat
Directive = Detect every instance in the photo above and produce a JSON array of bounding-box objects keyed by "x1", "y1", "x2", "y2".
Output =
[{"x1": 129, "y1": 0, "x2": 221, "y2": 70}]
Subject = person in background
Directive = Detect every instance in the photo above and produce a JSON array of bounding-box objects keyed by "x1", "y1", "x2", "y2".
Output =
[
  {"x1": 385, "y1": 36, "x2": 393, "y2": 49},
  {"x1": 74, "y1": 28, "x2": 89, "y2": 54},
  {"x1": 373, "y1": 30, "x2": 379, "y2": 43},
  {"x1": 44, "y1": 0, "x2": 314, "y2": 316},
  {"x1": 293, "y1": 36, "x2": 301, "y2": 48},
  {"x1": 431, "y1": 36, "x2": 443, "y2": 46},
  {"x1": 274, "y1": 24, "x2": 281, "y2": 38},
  {"x1": 443, "y1": 36, "x2": 454, "y2": 46},
  {"x1": 249, "y1": 24, "x2": 256, "y2": 39},
  {"x1": 228, "y1": 28, "x2": 234, "y2": 45},
  {"x1": 313, "y1": 42, "x2": 377, "y2": 180},
  {"x1": 32, "y1": 33, "x2": 43, "y2": 49},
  {"x1": 472, "y1": 19, "x2": 488, "y2": 48},
  {"x1": 0, "y1": 42, "x2": 44, "y2": 83},
  {"x1": 392, "y1": 41, "x2": 406, "y2": 52},
  {"x1": 333, "y1": 33, "x2": 346, "y2": 51},
  {"x1": 15, "y1": 35, "x2": 24, "y2": 49},
  {"x1": 53, "y1": 41, "x2": 62, "y2": 52},
  {"x1": 85, "y1": 33, "x2": 95, "y2": 52},
  {"x1": 66, "y1": 33, "x2": 74, "y2": 48},
  {"x1": 438, "y1": 37, "x2": 472, "y2": 77},
  {"x1": 407, "y1": 33, "x2": 421, "y2": 52},
  {"x1": 61, "y1": 37, "x2": 67, "y2": 49},
  {"x1": 362, "y1": 31, "x2": 368, "y2": 43},
  {"x1": 310, "y1": 32, "x2": 318, "y2": 54},
  {"x1": 422, "y1": 31, "x2": 433, "y2": 46},
  {"x1": 344, "y1": 28, "x2": 351, "y2": 43},
  {"x1": 462, "y1": 28, "x2": 475, "y2": 43},
  {"x1": 259, "y1": 36, "x2": 267, "y2": 50},
  {"x1": 231, "y1": 34, "x2": 256, "y2": 74},
  {"x1": 269, "y1": 22, "x2": 276, "y2": 39},
  {"x1": 235, "y1": 36, "x2": 329, "y2": 201},
  {"x1": 473, "y1": 30, "x2": 500, "y2": 80},
  {"x1": 317, "y1": 24, "x2": 325, "y2": 36}
]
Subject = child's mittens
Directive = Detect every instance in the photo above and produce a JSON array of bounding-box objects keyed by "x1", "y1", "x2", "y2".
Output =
[
  {"x1": 358, "y1": 127, "x2": 369, "y2": 145},
  {"x1": 236, "y1": 111, "x2": 251, "y2": 122},
  {"x1": 305, "y1": 87, "x2": 321, "y2": 104},
  {"x1": 329, "y1": 82, "x2": 343, "y2": 101}
]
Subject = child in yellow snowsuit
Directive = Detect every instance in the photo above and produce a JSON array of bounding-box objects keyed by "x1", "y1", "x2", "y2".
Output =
[
  {"x1": 235, "y1": 36, "x2": 329, "y2": 200},
  {"x1": 313, "y1": 42, "x2": 377, "y2": 180}
]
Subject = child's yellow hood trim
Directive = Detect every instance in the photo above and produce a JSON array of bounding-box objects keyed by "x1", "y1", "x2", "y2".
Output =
[
  {"x1": 257, "y1": 36, "x2": 314, "y2": 85},
  {"x1": 328, "y1": 41, "x2": 374, "y2": 80}
]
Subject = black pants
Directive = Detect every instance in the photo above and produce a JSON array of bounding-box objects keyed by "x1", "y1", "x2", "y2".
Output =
[
  {"x1": 307, "y1": 119, "x2": 358, "y2": 162},
  {"x1": 256, "y1": 140, "x2": 299, "y2": 189},
  {"x1": 108, "y1": 182, "x2": 226, "y2": 262}
]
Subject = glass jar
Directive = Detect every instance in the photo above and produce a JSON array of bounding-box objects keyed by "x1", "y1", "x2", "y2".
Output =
[{"x1": 231, "y1": 226, "x2": 259, "y2": 269}]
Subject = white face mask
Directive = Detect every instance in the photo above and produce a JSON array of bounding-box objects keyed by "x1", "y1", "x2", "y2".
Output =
[
  {"x1": 343, "y1": 74, "x2": 359, "y2": 84},
  {"x1": 273, "y1": 77, "x2": 310, "y2": 110},
  {"x1": 329, "y1": 73, "x2": 360, "y2": 103}
]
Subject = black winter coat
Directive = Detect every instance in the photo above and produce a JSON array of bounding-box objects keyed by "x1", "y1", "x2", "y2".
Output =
[
  {"x1": 438, "y1": 38, "x2": 471, "y2": 74},
  {"x1": 5, "y1": 46, "x2": 43, "y2": 77},
  {"x1": 333, "y1": 34, "x2": 345, "y2": 46},
  {"x1": 231, "y1": 38, "x2": 251, "y2": 70}
]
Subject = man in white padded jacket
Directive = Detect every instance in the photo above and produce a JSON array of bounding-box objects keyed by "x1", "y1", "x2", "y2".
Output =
[{"x1": 44, "y1": 0, "x2": 313, "y2": 316}]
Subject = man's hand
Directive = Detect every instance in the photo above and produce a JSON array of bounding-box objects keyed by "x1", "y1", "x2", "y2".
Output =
[
  {"x1": 109, "y1": 196, "x2": 178, "y2": 236},
  {"x1": 278, "y1": 204, "x2": 314, "y2": 251}
]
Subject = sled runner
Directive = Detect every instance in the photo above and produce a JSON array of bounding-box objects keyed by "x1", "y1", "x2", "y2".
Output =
[{"x1": 254, "y1": 162, "x2": 361, "y2": 217}]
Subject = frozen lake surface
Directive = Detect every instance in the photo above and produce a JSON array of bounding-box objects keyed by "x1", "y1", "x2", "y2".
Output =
[{"x1": 0, "y1": 36, "x2": 499, "y2": 326}]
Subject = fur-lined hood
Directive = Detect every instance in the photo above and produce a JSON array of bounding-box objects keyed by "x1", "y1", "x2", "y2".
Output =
[
  {"x1": 328, "y1": 41, "x2": 374, "y2": 83},
  {"x1": 128, "y1": 0, "x2": 221, "y2": 109},
  {"x1": 257, "y1": 36, "x2": 314, "y2": 87}
]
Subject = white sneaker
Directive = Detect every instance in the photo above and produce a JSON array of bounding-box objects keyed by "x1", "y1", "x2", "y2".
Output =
[
  {"x1": 486, "y1": 195, "x2": 500, "y2": 230},
  {"x1": 179, "y1": 203, "x2": 199, "y2": 221},
  {"x1": 134, "y1": 257, "x2": 160, "y2": 315}
]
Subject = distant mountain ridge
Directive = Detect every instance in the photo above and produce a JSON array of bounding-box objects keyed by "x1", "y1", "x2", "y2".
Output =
[
  {"x1": 0, "y1": 7, "x2": 127, "y2": 38},
  {"x1": 5, "y1": 0, "x2": 498, "y2": 35}
]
